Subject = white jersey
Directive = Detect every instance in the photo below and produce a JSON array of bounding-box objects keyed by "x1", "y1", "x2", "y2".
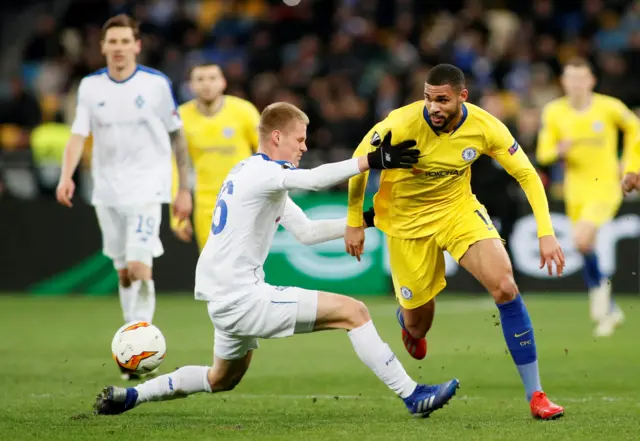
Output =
[
  {"x1": 194, "y1": 153, "x2": 362, "y2": 301},
  {"x1": 71, "y1": 65, "x2": 182, "y2": 206}
]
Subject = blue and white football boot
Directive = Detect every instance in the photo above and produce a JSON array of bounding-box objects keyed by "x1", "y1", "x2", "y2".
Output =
[{"x1": 403, "y1": 379, "x2": 460, "y2": 418}]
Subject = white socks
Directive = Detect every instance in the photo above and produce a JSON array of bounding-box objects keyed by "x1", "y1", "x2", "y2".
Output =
[
  {"x1": 135, "y1": 280, "x2": 156, "y2": 323},
  {"x1": 135, "y1": 366, "x2": 211, "y2": 404},
  {"x1": 118, "y1": 280, "x2": 155, "y2": 324},
  {"x1": 348, "y1": 320, "x2": 417, "y2": 399},
  {"x1": 119, "y1": 281, "x2": 141, "y2": 323}
]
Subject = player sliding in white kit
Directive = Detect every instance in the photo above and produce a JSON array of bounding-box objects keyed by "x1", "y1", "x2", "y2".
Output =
[
  {"x1": 56, "y1": 13, "x2": 192, "y2": 350},
  {"x1": 94, "y1": 102, "x2": 460, "y2": 418}
]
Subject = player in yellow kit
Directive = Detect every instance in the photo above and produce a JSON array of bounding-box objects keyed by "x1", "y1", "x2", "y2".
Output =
[
  {"x1": 536, "y1": 57, "x2": 639, "y2": 337},
  {"x1": 171, "y1": 63, "x2": 260, "y2": 250},
  {"x1": 345, "y1": 64, "x2": 565, "y2": 420}
]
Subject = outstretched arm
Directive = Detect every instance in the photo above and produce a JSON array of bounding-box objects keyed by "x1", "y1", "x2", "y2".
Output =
[
  {"x1": 281, "y1": 198, "x2": 376, "y2": 246},
  {"x1": 281, "y1": 198, "x2": 346, "y2": 246},
  {"x1": 265, "y1": 131, "x2": 418, "y2": 193}
]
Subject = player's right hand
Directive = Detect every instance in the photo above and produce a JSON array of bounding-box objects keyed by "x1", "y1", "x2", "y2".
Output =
[
  {"x1": 345, "y1": 225, "x2": 366, "y2": 261},
  {"x1": 622, "y1": 172, "x2": 639, "y2": 196},
  {"x1": 172, "y1": 218, "x2": 193, "y2": 243},
  {"x1": 367, "y1": 131, "x2": 419, "y2": 170},
  {"x1": 56, "y1": 178, "x2": 75, "y2": 207},
  {"x1": 173, "y1": 188, "x2": 193, "y2": 221}
]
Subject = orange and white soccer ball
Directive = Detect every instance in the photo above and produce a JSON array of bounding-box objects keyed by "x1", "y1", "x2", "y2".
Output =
[{"x1": 111, "y1": 321, "x2": 166, "y2": 374}]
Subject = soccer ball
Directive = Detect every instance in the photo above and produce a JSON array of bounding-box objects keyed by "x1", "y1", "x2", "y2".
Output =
[{"x1": 111, "y1": 321, "x2": 166, "y2": 374}]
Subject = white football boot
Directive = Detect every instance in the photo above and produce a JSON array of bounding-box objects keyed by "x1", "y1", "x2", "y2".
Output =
[{"x1": 594, "y1": 304, "x2": 625, "y2": 338}]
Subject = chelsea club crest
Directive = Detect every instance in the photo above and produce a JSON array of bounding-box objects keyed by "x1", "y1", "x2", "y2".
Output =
[
  {"x1": 462, "y1": 147, "x2": 477, "y2": 161},
  {"x1": 223, "y1": 127, "x2": 235, "y2": 138},
  {"x1": 592, "y1": 121, "x2": 604, "y2": 132},
  {"x1": 400, "y1": 286, "x2": 413, "y2": 300}
]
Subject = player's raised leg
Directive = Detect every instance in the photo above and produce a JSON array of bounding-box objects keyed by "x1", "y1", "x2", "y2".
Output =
[
  {"x1": 397, "y1": 300, "x2": 435, "y2": 360},
  {"x1": 459, "y1": 237, "x2": 563, "y2": 420},
  {"x1": 95, "y1": 288, "x2": 458, "y2": 418},
  {"x1": 313, "y1": 291, "x2": 458, "y2": 417},
  {"x1": 386, "y1": 235, "x2": 446, "y2": 360}
]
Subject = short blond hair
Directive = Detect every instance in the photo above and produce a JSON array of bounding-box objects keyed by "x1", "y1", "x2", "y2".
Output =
[{"x1": 259, "y1": 102, "x2": 309, "y2": 141}]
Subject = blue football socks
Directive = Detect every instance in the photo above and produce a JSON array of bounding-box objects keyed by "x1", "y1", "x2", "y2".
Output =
[
  {"x1": 497, "y1": 294, "x2": 542, "y2": 401},
  {"x1": 582, "y1": 252, "x2": 602, "y2": 289}
]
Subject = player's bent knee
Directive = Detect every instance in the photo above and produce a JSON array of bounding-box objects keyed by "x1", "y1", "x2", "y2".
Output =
[
  {"x1": 574, "y1": 233, "x2": 594, "y2": 254},
  {"x1": 210, "y1": 372, "x2": 243, "y2": 392},
  {"x1": 574, "y1": 223, "x2": 596, "y2": 254},
  {"x1": 315, "y1": 292, "x2": 371, "y2": 331},
  {"x1": 491, "y1": 273, "x2": 519, "y2": 304},
  {"x1": 350, "y1": 300, "x2": 371, "y2": 328},
  {"x1": 127, "y1": 261, "x2": 152, "y2": 281},
  {"x1": 207, "y1": 356, "x2": 250, "y2": 392}
]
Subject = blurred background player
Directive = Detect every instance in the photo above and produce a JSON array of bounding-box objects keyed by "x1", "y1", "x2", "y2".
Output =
[
  {"x1": 55, "y1": 14, "x2": 192, "y2": 378},
  {"x1": 170, "y1": 63, "x2": 260, "y2": 251},
  {"x1": 345, "y1": 64, "x2": 565, "y2": 420},
  {"x1": 536, "y1": 57, "x2": 640, "y2": 337}
]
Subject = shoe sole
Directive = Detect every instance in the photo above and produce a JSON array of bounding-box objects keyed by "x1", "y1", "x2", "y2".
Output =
[
  {"x1": 93, "y1": 386, "x2": 112, "y2": 415},
  {"x1": 534, "y1": 410, "x2": 564, "y2": 421},
  {"x1": 414, "y1": 380, "x2": 460, "y2": 419}
]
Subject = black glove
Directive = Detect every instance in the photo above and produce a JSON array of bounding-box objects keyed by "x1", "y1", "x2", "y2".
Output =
[
  {"x1": 367, "y1": 131, "x2": 419, "y2": 170},
  {"x1": 363, "y1": 207, "x2": 375, "y2": 228}
]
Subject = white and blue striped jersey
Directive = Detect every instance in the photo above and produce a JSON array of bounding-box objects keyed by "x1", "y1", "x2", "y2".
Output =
[{"x1": 71, "y1": 65, "x2": 182, "y2": 206}]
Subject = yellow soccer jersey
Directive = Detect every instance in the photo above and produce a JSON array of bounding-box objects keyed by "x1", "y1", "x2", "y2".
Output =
[
  {"x1": 348, "y1": 101, "x2": 554, "y2": 239},
  {"x1": 537, "y1": 93, "x2": 640, "y2": 200},
  {"x1": 171, "y1": 96, "x2": 260, "y2": 223}
]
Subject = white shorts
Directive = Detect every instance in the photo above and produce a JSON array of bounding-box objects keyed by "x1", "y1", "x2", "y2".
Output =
[
  {"x1": 94, "y1": 204, "x2": 164, "y2": 270},
  {"x1": 206, "y1": 284, "x2": 319, "y2": 360}
]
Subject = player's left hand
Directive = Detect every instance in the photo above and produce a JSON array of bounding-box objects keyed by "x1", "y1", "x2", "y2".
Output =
[
  {"x1": 538, "y1": 235, "x2": 565, "y2": 276},
  {"x1": 173, "y1": 188, "x2": 193, "y2": 221}
]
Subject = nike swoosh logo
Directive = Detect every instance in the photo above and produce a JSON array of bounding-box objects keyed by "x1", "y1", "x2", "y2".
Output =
[{"x1": 514, "y1": 330, "x2": 531, "y2": 338}]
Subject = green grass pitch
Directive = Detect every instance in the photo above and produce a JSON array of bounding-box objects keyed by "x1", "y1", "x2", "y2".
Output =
[{"x1": 1, "y1": 293, "x2": 639, "y2": 440}]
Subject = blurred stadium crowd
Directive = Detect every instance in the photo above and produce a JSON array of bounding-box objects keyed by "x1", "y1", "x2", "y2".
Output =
[{"x1": 1, "y1": 0, "x2": 639, "y2": 203}]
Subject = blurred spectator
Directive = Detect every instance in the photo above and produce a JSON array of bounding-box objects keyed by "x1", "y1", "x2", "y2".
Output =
[
  {"x1": 1, "y1": 77, "x2": 42, "y2": 130},
  {"x1": 3, "y1": 0, "x2": 640, "y2": 202}
]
